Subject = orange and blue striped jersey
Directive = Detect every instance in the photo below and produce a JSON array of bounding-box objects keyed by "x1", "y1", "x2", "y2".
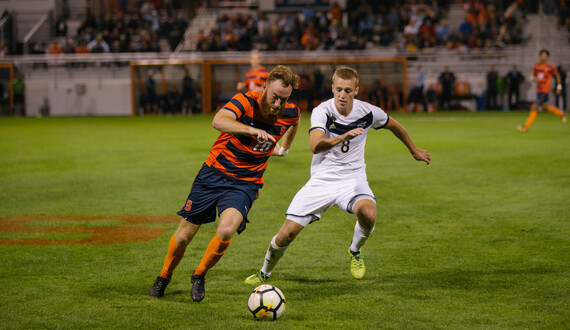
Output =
[
  {"x1": 205, "y1": 91, "x2": 300, "y2": 186},
  {"x1": 533, "y1": 62, "x2": 558, "y2": 93},
  {"x1": 244, "y1": 66, "x2": 269, "y2": 91}
]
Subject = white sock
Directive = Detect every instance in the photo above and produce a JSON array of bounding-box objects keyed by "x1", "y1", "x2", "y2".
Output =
[
  {"x1": 350, "y1": 221, "x2": 374, "y2": 253},
  {"x1": 260, "y1": 235, "x2": 288, "y2": 276}
]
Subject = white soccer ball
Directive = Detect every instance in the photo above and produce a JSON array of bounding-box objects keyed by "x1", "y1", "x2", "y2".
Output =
[{"x1": 247, "y1": 284, "x2": 286, "y2": 321}]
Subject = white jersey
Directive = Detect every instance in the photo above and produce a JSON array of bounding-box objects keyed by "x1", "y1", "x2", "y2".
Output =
[{"x1": 309, "y1": 98, "x2": 389, "y2": 179}]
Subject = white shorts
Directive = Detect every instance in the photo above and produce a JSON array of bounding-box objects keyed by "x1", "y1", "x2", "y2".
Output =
[{"x1": 285, "y1": 176, "x2": 376, "y2": 227}]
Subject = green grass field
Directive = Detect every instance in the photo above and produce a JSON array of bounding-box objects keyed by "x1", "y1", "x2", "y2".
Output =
[{"x1": 0, "y1": 112, "x2": 568, "y2": 329}]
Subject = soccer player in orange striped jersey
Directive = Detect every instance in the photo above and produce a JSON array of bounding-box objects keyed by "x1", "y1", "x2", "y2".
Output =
[
  {"x1": 518, "y1": 49, "x2": 566, "y2": 132},
  {"x1": 149, "y1": 65, "x2": 301, "y2": 302},
  {"x1": 236, "y1": 50, "x2": 269, "y2": 92}
]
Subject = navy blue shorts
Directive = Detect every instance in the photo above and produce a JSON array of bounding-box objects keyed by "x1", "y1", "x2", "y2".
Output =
[
  {"x1": 535, "y1": 92, "x2": 549, "y2": 105},
  {"x1": 177, "y1": 164, "x2": 259, "y2": 232}
]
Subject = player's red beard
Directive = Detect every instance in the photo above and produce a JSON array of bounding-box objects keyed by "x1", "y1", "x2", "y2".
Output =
[{"x1": 260, "y1": 92, "x2": 283, "y2": 120}]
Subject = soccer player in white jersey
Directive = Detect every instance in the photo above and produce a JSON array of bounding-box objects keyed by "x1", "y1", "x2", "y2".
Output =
[{"x1": 245, "y1": 66, "x2": 431, "y2": 283}]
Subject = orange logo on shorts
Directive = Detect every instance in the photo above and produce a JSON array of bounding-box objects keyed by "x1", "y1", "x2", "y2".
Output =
[{"x1": 184, "y1": 200, "x2": 193, "y2": 211}]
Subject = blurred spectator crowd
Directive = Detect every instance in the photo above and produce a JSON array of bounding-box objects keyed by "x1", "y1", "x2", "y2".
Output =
[
  {"x1": 1, "y1": 0, "x2": 568, "y2": 56},
  {"x1": 195, "y1": 0, "x2": 538, "y2": 53},
  {"x1": 1, "y1": 0, "x2": 191, "y2": 56},
  {"x1": 404, "y1": 0, "x2": 527, "y2": 52},
  {"x1": 195, "y1": 1, "x2": 451, "y2": 52}
]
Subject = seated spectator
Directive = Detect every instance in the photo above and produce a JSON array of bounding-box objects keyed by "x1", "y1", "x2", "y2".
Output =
[
  {"x1": 418, "y1": 21, "x2": 436, "y2": 49},
  {"x1": 62, "y1": 36, "x2": 76, "y2": 54},
  {"x1": 435, "y1": 19, "x2": 450, "y2": 45},
  {"x1": 372, "y1": 21, "x2": 394, "y2": 47},
  {"x1": 88, "y1": 33, "x2": 110, "y2": 52},
  {"x1": 404, "y1": 20, "x2": 420, "y2": 39},
  {"x1": 140, "y1": 0, "x2": 156, "y2": 28},
  {"x1": 301, "y1": 25, "x2": 319, "y2": 50},
  {"x1": 329, "y1": 1, "x2": 342, "y2": 22},
  {"x1": 48, "y1": 39, "x2": 62, "y2": 55},
  {"x1": 137, "y1": 31, "x2": 160, "y2": 52},
  {"x1": 458, "y1": 16, "x2": 473, "y2": 38},
  {"x1": 409, "y1": 9, "x2": 425, "y2": 32},
  {"x1": 75, "y1": 39, "x2": 89, "y2": 54},
  {"x1": 357, "y1": 12, "x2": 375, "y2": 37}
]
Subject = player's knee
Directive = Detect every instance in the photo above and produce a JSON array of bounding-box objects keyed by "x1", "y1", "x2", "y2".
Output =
[
  {"x1": 216, "y1": 224, "x2": 236, "y2": 241},
  {"x1": 175, "y1": 220, "x2": 199, "y2": 246},
  {"x1": 355, "y1": 204, "x2": 377, "y2": 227},
  {"x1": 174, "y1": 230, "x2": 192, "y2": 247}
]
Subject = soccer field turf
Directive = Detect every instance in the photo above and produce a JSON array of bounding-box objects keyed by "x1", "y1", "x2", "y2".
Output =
[{"x1": 0, "y1": 112, "x2": 568, "y2": 328}]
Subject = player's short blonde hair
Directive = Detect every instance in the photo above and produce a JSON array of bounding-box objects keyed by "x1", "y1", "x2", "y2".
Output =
[
  {"x1": 332, "y1": 66, "x2": 359, "y2": 88},
  {"x1": 267, "y1": 65, "x2": 300, "y2": 89}
]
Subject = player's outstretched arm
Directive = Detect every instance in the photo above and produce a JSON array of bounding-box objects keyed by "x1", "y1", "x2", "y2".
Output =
[
  {"x1": 385, "y1": 118, "x2": 431, "y2": 165},
  {"x1": 212, "y1": 109, "x2": 275, "y2": 143},
  {"x1": 309, "y1": 127, "x2": 364, "y2": 154}
]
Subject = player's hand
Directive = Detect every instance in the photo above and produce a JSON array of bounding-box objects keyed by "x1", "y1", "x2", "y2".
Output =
[
  {"x1": 412, "y1": 148, "x2": 431, "y2": 165},
  {"x1": 254, "y1": 130, "x2": 276, "y2": 143},
  {"x1": 271, "y1": 143, "x2": 289, "y2": 157},
  {"x1": 343, "y1": 128, "x2": 365, "y2": 140}
]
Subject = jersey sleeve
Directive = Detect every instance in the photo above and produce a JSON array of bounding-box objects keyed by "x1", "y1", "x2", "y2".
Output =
[
  {"x1": 309, "y1": 103, "x2": 328, "y2": 133},
  {"x1": 371, "y1": 104, "x2": 389, "y2": 129},
  {"x1": 222, "y1": 93, "x2": 248, "y2": 120}
]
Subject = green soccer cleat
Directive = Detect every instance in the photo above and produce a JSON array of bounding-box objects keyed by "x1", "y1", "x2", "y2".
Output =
[
  {"x1": 348, "y1": 248, "x2": 366, "y2": 279},
  {"x1": 244, "y1": 271, "x2": 269, "y2": 285}
]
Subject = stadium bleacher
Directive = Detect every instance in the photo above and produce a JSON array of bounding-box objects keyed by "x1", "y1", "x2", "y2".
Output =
[{"x1": 0, "y1": 0, "x2": 568, "y2": 116}]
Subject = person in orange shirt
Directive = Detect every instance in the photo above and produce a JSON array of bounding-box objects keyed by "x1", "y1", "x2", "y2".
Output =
[
  {"x1": 75, "y1": 39, "x2": 89, "y2": 54},
  {"x1": 518, "y1": 49, "x2": 566, "y2": 132},
  {"x1": 48, "y1": 39, "x2": 62, "y2": 55},
  {"x1": 329, "y1": 1, "x2": 342, "y2": 21},
  {"x1": 301, "y1": 26, "x2": 319, "y2": 50},
  {"x1": 149, "y1": 65, "x2": 301, "y2": 302},
  {"x1": 236, "y1": 50, "x2": 269, "y2": 92},
  {"x1": 74, "y1": 39, "x2": 89, "y2": 68}
]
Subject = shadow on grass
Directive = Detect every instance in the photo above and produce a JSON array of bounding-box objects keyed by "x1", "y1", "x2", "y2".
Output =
[
  {"x1": 270, "y1": 266, "x2": 560, "y2": 300},
  {"x1": 88, "y1": 266, "x2": 560, "y2": 304}
]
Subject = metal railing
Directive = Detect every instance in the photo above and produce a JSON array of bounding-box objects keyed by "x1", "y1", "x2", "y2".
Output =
[
  {"x1": 0, "y1": 15, "x2": 10, "y2": 47},
  {"x1": 23, "y1": 11, "x2": 52, "y2": 55}
]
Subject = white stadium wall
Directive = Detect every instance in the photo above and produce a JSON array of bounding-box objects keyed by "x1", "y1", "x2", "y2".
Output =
[{"x1": 25, "y1": 76, "x2": 131, "y2": 116}]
